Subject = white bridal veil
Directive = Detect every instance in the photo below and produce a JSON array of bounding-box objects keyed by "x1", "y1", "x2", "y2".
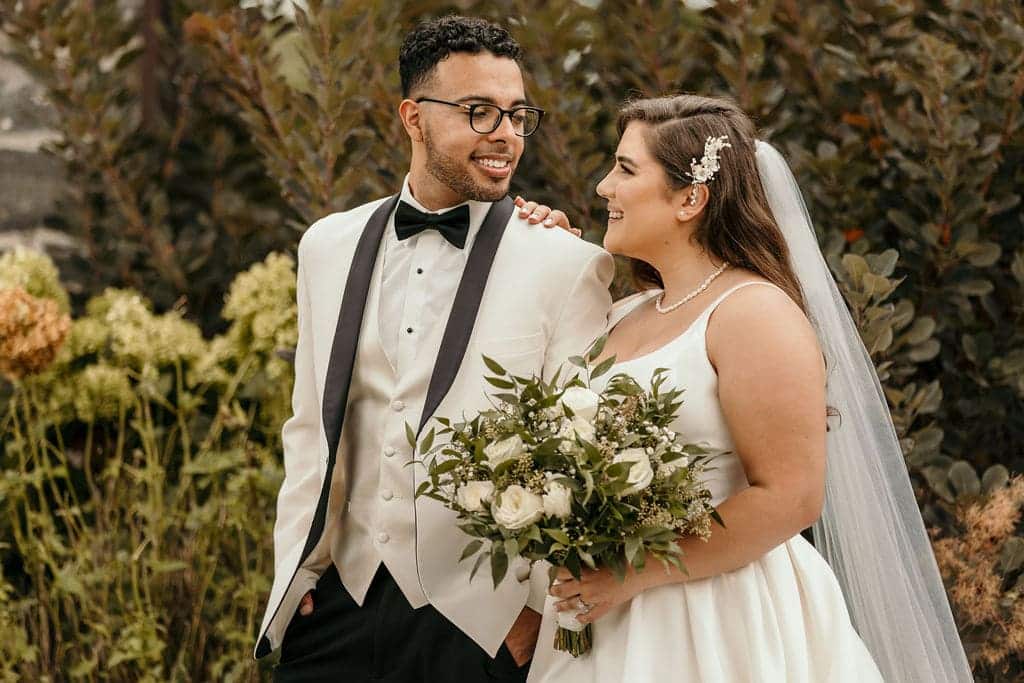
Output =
[{"x1": 754, "y1": 141, "x2": 973, "y2": 682}]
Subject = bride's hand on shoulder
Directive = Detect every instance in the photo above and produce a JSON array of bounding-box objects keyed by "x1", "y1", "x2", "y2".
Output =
[
  {"x1": 513, "y1": 196, "x2": 582, "y2": 237},
  {"x1": 548, "y1": 563, "x2": 655, "y2": 625}
]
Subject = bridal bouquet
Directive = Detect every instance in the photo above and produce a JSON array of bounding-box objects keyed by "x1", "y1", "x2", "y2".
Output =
[{"x1": 410, "y1": 340, "x2": 721, "y2": 656}]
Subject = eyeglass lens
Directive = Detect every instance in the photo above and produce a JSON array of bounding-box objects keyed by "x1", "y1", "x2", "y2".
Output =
[{"x1": 470, "y1": 105, "x2": 540, "y2": 136}]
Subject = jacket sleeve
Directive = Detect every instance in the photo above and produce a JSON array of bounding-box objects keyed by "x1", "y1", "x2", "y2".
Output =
[
  {"x1": 542, "y1": 248, "x2": 615, "y2": 380},
  {"x1": 272, "y1": 229, "x2": 328, "y2": 573}
]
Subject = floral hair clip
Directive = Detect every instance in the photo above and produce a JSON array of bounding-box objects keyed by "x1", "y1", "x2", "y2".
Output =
[{"x1": 687, "y1": 135, "x2": 731, "y2": 204}]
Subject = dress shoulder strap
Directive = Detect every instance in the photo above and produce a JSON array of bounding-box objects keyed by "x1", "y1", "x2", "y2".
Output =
[
  {"x1": 697, "y1": 280, "x2": 789, "y2": 328},
  {"x1": 608, "y1": 289, "x2": 661, "y2": 328}
]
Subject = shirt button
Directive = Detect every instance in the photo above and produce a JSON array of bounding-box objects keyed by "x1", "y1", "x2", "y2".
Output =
[
  {"x1": 416, "y1": 268, "x2": 423, "y2": 275},
  {"x1": 391, "y1": 400, "x2": 405, "y2": 412},
  {"x1": 406, "y1": 327, "x2": 413, "y2": 334},
  {"x1": 377, "y1": 532, "x2": 390, "y2": 544},
  {"x1": 383, "y1": 446, "x2": 396, "y2": 457},
  {"x1": 381, "y1": 489, "x2": 394, "y2": 501}
]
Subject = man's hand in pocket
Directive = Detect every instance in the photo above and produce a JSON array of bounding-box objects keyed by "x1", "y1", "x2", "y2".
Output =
[{"x1": 299, "y1": 591, "x2": 314, "y2": 616}]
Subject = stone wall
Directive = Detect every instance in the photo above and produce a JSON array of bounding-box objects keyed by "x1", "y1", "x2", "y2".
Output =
[{"x1": 0, "y1": 33, "x2": 74, "y2": 254}]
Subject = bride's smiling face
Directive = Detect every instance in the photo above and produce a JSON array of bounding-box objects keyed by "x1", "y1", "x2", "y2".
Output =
[{"x1": 596, "y1": 122, "x2": 688, "y2": 261}]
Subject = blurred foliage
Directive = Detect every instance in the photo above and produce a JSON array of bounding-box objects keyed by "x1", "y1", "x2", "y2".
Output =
[
  {"x1": 0, "y1": 0, "x2": 295, "y2": 332},
  {"x1": 0, "y1": 251, "x2": 294, "y2": 682},
  {"x1": 1, "y1": 0, "x2": 1022, "y2": 679}
]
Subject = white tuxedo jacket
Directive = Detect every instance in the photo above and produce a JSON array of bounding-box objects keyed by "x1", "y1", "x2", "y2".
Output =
[{"x1": 255, "y1": 195, "x2": 614, "y2": 658}]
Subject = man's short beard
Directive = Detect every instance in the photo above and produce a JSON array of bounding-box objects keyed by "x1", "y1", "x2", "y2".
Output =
[{"x1": 423, "y1": 128, "x2": 510, "y2": 203}]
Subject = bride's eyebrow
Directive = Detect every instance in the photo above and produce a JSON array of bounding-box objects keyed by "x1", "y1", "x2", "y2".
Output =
[{"x1": 616, "y1": 155, "x2": 637, "y2": 169}]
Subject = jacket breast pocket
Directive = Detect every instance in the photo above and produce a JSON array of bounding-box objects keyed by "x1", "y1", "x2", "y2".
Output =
[{"x1": 472, "y1": 332, "x2": 546, "y2": 377}]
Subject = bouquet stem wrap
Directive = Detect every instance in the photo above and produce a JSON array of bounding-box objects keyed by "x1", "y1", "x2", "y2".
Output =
[{"x1": 554, "y1": 605, "x2": 593, "y2": 657}]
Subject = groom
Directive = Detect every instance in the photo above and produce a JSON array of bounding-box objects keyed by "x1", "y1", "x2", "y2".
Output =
[{"x1": 255, "y1": 15, "x2": 613, "y2": 682}]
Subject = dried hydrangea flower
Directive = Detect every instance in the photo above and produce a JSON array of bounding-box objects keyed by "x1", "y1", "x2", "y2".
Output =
[{"x1": 0, "y1": 287, "x2": 72, "y2": 381}]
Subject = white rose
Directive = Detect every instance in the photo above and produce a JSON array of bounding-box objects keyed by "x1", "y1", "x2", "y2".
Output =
[
  {"x1": 456, "y1": 480, "x2": 495, "y2": 512},
  {"x1": 542, "y1": 478, "x2": 573, "y2": 519},
  {"x1": 571, "y1": 416, "x2": 596, "y2": 443},
  {"x1": 657, "y1": 454, "x2": 689, "y2": 479},
  {"x1": 542, "y1": 406, "x2": 563, "y2": 421},
  {"x1": 491, "y1": 485, "x2": 545, "y2": 530},
  {"x1": 613, "y1": 448, "x2": 655, "y2": 495},
  {"x1": 484, "y1": 434, "x2": 525, "y2": 469},
  {"x1": 560, "y1": 386, "x2": 601, "y2": 422},
  {"x1": 558, "y1": 416, "x2": 596, "y2": 443}
]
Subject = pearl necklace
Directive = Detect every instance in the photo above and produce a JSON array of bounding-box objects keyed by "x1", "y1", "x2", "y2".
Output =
[{"x1": 655, "y1": 262, "x2": 731, "y2": 314}]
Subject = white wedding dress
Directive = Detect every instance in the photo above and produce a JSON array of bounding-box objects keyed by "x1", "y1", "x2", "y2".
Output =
[{"x1": 527, "y1": 282, "x2": 884, "y2": 683}]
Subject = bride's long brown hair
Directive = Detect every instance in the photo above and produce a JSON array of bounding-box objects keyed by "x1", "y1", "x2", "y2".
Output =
[{"x1": 617, "y1": 94, "x2": 807, "y2": 314}]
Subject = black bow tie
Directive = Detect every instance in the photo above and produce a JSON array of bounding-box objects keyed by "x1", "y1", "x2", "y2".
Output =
[{"x1": 394, "y1": 201, "x2": 472, "y2": 249}]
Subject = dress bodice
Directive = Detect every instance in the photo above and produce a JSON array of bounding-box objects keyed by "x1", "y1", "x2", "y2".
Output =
[
  {"x1": 593, "y1": 282, "x2": 785, "y2": 506},
  {"x1": 530, "y1": 285, "x2": 885, "y2": 683}
]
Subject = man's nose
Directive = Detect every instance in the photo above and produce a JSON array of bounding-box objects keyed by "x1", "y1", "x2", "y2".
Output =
[{"x1": 488, "y1": 112, "x2": 518, "y2": 141}]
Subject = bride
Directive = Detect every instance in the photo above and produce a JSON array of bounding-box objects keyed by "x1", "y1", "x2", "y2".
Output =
[{"x1": 522, "y1": 95, "x2": 972, "y2": 682}]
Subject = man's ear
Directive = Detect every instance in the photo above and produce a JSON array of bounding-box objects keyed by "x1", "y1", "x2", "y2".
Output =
[{"x1": 398, "y1": 99, "x2": 424, "y2": 142}]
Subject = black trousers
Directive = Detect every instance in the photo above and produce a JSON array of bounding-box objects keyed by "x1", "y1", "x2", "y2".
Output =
[{"x1": 273, "y1": 564, "x2": 530, "y2": 682}]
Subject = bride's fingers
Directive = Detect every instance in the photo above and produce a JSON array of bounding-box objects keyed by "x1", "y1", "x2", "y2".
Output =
[
  {"x1": 528, "y1": 204, "x2": 554, "y2": 223},
  {"x1": 542, "y1": 209, "x2": 573, "y2": 232},
  {"x1": 548, "y1": 578, "x2": 579, "y2": 598},
  {"x1": 577, "y1": 603, "x2": 606, "y2": 624},
  {"x1": 517, "y1": 200, "x2": 539, "y2": 219},
  {"x1": 553, "y1": 597, "x2": 582, "y2": 612}
]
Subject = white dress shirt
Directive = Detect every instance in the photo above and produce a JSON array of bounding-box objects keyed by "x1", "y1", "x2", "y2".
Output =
[{"x1": 379, "y1": 176, "x2": 492, "y2": 375}]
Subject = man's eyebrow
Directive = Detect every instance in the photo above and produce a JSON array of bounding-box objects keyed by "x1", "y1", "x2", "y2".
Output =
[{"x1": 456, "y1": 95, "x2": 530, "y2": 107}]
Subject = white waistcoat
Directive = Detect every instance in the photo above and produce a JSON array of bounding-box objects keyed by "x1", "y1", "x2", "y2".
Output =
[{"x1": 330, "y1": 228, "x2": 433, "y2": 608}]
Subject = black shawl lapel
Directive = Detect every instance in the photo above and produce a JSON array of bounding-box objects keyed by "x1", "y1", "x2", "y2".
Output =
[
  {"x1": 302, "y1": 194, "x2": 399, "y2": 561},
  {"x1": 418, "y1": 196, "x2": 515, "y2": 433}
]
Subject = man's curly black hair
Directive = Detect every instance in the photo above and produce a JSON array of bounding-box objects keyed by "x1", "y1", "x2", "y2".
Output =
[{"x1": 399, "y1": 15, "x2": 523, "y2": 98}]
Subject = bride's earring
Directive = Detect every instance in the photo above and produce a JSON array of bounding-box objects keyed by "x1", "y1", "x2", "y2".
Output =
[{"x1": 688, "y1": 186, "x2": 700, "y2": 206}]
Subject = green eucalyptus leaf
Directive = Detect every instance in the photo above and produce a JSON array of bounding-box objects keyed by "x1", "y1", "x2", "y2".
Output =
[
  {"x1": 624, "y1": 535, "x2": 641, "y2": 564},
  {"x1": 544, "y1": 528, "x2": 572, "y2": 545},
  {"x1": 505, "y1": 538, "x2": 519, "y2": 564},
  {"x1": 590, "y1": 355, "x2": 616, "y2": 380},
  {"x1": 460, "y1": 539, "x2": 484, "y2": 562},
  {"x1": 491, "y1": 545, "x2": 509, "y2": 588},
  {"x1": 419, "y1": 428, "x2": 435, "y2": 455},
  {"x1": 482, "y1": 355, "x2": 507, "y2": 376},
  {"x1": 470, "y1": 551, "x2": 489, "y2": 582}
]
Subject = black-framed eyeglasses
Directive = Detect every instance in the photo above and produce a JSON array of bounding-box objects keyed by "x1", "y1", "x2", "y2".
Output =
[{"x1": 415, "y1": 97, "x2": 545, "y2": 137}]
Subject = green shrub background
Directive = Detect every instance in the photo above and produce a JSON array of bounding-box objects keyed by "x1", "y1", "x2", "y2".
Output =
[{"x1": 1, "y1": 0, "x2": 1022, "y2": 680}]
